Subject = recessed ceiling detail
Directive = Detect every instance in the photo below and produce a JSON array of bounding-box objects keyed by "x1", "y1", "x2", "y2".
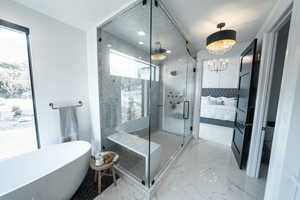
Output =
[{"x1": 137, "y1": 31, "x2": 146, "y2": 36}]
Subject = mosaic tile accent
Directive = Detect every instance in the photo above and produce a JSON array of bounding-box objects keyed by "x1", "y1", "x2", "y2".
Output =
[{"x1": 202, "y1": 88, "x2": 239, "y2": 98}]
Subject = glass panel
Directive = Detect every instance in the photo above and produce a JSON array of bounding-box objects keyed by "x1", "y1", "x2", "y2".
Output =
[
  {"x1": 183, "y1": 56, "x2": 196, "y2": 144},
  {"x1": 97, "y1": 2, "x2": 151, "y2": 184},
  {"x1": 97, "y1": 0, "x2": 196, "y2": 187},
  {"x1": 149, "y1": 1, "x2": 195, "y2": 183},
  {"x1": 0, "y1": 26, "x2": 38, "y2": 160}
]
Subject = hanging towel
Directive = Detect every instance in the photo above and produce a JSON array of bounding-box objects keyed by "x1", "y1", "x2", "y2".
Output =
[{"x1": 59, "y1": 107, "x2": 79, "y2": 143}]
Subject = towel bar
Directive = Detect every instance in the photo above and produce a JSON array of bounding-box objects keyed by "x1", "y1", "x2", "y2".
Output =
[{"x1": 49, "y1": 101, "x2": 83, "y2": 110}]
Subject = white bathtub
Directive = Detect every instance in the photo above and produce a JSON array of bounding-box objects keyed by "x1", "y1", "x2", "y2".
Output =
[{"x1": 0, "y1": 141, "x2": 91, "y2": 200}]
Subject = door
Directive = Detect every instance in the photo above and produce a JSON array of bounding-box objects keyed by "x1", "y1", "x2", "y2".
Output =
[
  {"x1": 232, "y1": 39, "x2": 258, "y2": 169},
  {"x1": 98, "y1": 1, "x2": 152, "y2": 184},
  {"x1": 183, "y1": 56, "x2": 196, "y2": 145},
  {"x1": 149, "y1": 0, "x2": 195, "y2": 184}
]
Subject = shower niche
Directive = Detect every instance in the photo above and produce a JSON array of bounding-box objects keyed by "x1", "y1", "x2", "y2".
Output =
[{"x1": 97, "y1": 0, "x2": 196, "y2": 188}]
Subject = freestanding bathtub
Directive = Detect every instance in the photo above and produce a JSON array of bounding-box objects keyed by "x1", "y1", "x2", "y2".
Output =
[{"x1": 0, "y1": 141, "x2": 91, "y2": 200}]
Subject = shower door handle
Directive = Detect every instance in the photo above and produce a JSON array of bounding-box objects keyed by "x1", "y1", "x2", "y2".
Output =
[{"x1": 183, "y1": 101, "x2": 190, "y2": 120}]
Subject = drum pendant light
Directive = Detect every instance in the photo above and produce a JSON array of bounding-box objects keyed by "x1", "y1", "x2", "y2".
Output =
[
  {"x1": 151, "y1": 42, "x2": 167, "y2": 61},
  {"x1": 206, "y1": 22, "x2": 236, "y2": 55}
]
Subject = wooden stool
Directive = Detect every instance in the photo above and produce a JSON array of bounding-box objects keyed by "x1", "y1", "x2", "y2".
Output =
[{"x1": 89, "y1": 154, "x2": 118, "y2": 194}]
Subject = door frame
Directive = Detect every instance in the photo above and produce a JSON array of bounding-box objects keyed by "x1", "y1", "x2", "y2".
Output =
[
  {"x1": 246, "y1": 0, "x2": 300, "y2": 199},
  {"x1": 246, "y1": 6, "x2": 292, "y2": 179},
  {"x1": 192, "y1": 54, "x2": 204, "y2": 139}
]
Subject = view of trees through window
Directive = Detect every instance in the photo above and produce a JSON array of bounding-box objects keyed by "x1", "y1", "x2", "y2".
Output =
[
  {"x1": 109, "y1": 49, "x2": 159, "y2": 123},
  {"x1": 120, "y1": 78, "x2": 143, "y2": 123},
  {"x1": 0, "y1": 25, "x2": 37, "y2": 160}
]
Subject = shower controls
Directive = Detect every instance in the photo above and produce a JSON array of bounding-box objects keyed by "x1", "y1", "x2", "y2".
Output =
[{"x1": 167, "y1": 91, "x2": 184, "y2": 109}]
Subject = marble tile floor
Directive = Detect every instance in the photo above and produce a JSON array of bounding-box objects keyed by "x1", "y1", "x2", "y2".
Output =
[{"x1": 95, "y1": 139, "x2": 266, "y2": 200}]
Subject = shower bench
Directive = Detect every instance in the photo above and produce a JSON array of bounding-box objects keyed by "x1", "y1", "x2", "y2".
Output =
[{"x1": 108, "y1": 132, "x2": 161, "y2": 183}]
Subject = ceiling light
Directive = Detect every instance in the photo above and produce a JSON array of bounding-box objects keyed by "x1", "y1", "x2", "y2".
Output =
[
  {"x1": 166, "y1": 50, "x2": 172, "y2": 54},
  {"x1": 139, "y1": 41, "x2": 144, "y2": 45},
  {"x1": 207, "y1": 59, "x2": 229, "y2": 72},
  {"x1": 138, "y1": 31, "x2": 146, "y2": 36},
  {"x1": 206, "y1": 22, "x2": 236, "y2": 55},
  {"x1": 151, "y1": 53, "x2": 167, "y2": 61},
  {"x1": 151, "y1": 42, "x2": 167, "y2": 61}
]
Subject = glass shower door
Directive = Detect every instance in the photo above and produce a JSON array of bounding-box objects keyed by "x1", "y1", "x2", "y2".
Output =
[
  {"x1": 148, "y1": 0, "x2": 194, "y2": 184},
  {"x1": 183, "y1": 56, "x2": 196, "y2": 144},
  {"x1": 98, "y1": 1, "x2": 152, "y2": 183},
  {"x1": 97, "y1": 0, "x2": 195, "y2": 187}
]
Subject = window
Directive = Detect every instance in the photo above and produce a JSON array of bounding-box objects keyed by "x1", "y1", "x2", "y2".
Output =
[
  {"x1": 109, "y1": 49, "x2": 159, "y2": 123},
  {"x1": 109, "y1": 49, "x2": 159, "y2": 81},
  {"x1": 120, "y1": 78, "x2": 143, "y2": 122},
  {"x1": 0, "y1": 20, "x2": 38, "y2": 160}
]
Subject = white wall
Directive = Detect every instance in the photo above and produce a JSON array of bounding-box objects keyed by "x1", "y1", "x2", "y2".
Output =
[
  {"x1": 0, "y1": 0, "x2": 91, "y2": 147},
  {"x1": 251, "y1": 0, "x2": 300, "y2": 199},
  {"x1": 199, "y1": 124, "x2": 234, "y2": 146},
  {"x1": 202, "y1": 57, "x2": 240, "y2": 89},
  {"x1": 86, "y1": 28, "x2": 101, "y2": 155}
]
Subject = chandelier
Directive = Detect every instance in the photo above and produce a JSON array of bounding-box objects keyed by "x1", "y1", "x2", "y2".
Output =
[
  {"x1": 206, "y1": 22, "x2": 236, "y2": 55},
  {"x1": 207, "y1": 59, "x2": 229, "y2": 72}
]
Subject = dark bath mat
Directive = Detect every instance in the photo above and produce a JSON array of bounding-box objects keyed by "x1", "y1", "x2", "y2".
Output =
[{"x1": 71, "y1": 168, "x2": 119, "y2": 200}]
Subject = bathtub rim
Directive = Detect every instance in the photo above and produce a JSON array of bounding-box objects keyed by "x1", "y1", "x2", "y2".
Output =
[{"x1": 0, "y1": 140, "x2": 91, "y2": 197}]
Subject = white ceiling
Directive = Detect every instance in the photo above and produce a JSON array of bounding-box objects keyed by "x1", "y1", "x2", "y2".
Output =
[
  {"x1": 103, "y1": 2, "x2": 189, "y2": 62},
  {"x1": 12, "y1": 0, "x2": 277, "y2": 50},
  {"x1": 161, "y1": 0, "x2": 277, "y2": 50},
  {"x1": 12, "y1": 0, "x2": 137, "y2": 30}
]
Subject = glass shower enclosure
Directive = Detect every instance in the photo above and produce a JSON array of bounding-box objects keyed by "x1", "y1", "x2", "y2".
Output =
[{"x1": 97, "y1": 0, "x2": 195, "y2": 187}]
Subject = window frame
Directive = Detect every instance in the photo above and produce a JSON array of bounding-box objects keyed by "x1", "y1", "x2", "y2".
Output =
[
  {"x1": 109, "y1": 48, "x2": 160, "y2": 81},
  {"x1": 0, "y1": 18, "x2": 40, "y2": 148}
]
